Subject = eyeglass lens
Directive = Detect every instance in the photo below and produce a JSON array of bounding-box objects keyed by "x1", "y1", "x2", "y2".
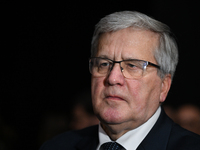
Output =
[{"x1": 89, "y1": 57, "x2": 147, "y2": 79}]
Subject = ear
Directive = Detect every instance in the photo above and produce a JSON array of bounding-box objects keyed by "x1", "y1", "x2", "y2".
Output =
[{"x1": 160, "y1": 74, "x2": 172, "y2": 103}]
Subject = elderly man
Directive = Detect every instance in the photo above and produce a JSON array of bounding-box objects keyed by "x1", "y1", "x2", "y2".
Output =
[{"x1": 40, "y1": 11, "x2": 200, "y2": 150}]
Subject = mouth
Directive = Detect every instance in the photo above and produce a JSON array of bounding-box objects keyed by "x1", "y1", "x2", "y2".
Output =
[{"x1": 105, "y1": 95, "x2": 125, "y2": 101}]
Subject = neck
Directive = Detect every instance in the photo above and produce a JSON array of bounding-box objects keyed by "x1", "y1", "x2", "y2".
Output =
[
  {"x1": 101, "y1": 121, "x2": 138, "y2": 141},
  {"x1": 100, "y1": 107, "x2": 161, "y2": 141}
]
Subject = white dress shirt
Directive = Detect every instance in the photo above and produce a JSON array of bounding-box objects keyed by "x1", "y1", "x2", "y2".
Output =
[{"x1": 96, "y1": 106, "x2": 161, "y2": 150}]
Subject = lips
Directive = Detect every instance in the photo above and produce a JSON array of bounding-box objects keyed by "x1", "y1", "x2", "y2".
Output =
[
  {"x1": 103, "y1": 88, "x2": 127, "y2": 102},
  {"x1": 105, "y1": 95, "x2": 125, "y2": 101}
]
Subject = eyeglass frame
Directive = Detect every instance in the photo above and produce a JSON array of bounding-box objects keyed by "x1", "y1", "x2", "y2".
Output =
[{"x1": 89, "y1": 57, "x2": 161, "y2": 79}]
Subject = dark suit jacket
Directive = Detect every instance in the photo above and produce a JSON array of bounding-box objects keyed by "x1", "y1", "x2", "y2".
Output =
[{"x1": 39, "y1": 108, "x2": 200, "y2": 150}]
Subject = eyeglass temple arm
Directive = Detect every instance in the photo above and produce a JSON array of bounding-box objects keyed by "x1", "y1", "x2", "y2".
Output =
[{"x1": 148, "y1": 62, "x2": 160, "y2": 69}]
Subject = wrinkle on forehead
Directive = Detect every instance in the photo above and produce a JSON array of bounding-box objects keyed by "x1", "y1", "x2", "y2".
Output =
[{"x1": 97, "y1": 28, "x2": 160, "y2": 63}]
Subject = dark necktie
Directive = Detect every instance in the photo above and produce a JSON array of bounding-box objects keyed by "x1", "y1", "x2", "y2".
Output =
[{"x1": 100, "y1": 142, "x2": 125, "y2": 150}]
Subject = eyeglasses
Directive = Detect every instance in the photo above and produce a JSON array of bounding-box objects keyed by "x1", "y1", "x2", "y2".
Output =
[{"x1": 89, "y1": 57, "x2": 160, "y2": 79}]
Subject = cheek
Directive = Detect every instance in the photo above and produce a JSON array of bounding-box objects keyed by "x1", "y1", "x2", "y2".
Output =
[
  {"x1": 126, "y1": 78, "x2": 159, "y2": 115},
  {"x1": 126, "y1": 79, "x2": 142, "y2": 103},
  {"x1": 91, "y1": 77, "x2": 104, "y2": 105},
  {"x1": 133, "y1": 76, "x2": 162, "y2": 114},
  {"x1": 127, "y1": 76, "x2": 161, "y2": 100},
  {"x1": 125, "y1": 80, "x2": 146, "y2": 112}
]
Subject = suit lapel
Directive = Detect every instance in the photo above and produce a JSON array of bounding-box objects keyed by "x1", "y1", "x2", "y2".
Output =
[
  {"x1": 75, "y1": 136, "x2": 98, "y2": 150},
  {"x1": 136, "y1": 107, "x2": 172, "y2": 150},
  {"x1": 75, "y1": 125, "x2": 99, "y2": 150}
]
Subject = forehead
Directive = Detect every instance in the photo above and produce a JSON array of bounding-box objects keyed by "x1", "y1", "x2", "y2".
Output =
[{"x1": 97, "y1": 28, "x2": 159, "y2": 62}]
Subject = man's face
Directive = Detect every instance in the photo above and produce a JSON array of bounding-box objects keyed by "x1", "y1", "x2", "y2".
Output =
[{"x1": 91, "y1": 28, "x2": 170, "y2": 129}]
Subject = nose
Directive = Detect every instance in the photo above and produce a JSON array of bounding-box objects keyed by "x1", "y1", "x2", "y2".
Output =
[{"x1": 106, "y1": 63, "x2": 125, "y2": 86}]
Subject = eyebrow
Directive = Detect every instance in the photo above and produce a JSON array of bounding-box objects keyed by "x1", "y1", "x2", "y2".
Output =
[
  {"x1": 96, "y1": 55, "x2": 138, "y2": 61},
  {"x1": 97, "y1": 55, "x2": 111, "y2": 59},
  {"x1": 123, "y1": 56, "x2": 138, "y2": 60}
]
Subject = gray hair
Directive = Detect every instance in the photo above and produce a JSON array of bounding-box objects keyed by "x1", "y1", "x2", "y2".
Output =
[{"x1": 91, "y1": 11, "x2": 178, "y2": 79}]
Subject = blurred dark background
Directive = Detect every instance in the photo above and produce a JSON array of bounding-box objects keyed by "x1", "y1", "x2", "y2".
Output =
[{"x1": 1, "y1": 1, "x2": 200, "y2": 150}]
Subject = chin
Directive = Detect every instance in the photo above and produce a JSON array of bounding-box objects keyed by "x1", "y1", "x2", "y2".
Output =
[{"x1": 98, "y1": 107, "x2": 126, "y2": 124}]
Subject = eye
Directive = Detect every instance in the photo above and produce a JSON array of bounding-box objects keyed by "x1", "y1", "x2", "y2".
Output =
[
  {"x1": 127, "y1": 63, "x2": 136, "y2": 68},
  {"x1": 126, "y1": 63, "x2": 139, "y2": 70},
  {"x1": 124, "y1": 60, "x2": 144, "y2": 70},
  {"x1": 97, "y1": 59, "x2": 111, "y2": 68},
  {"x1": 125, "y1": 62, "x2": 141, "y2": 71},
  {"x1": 100, "y1": 62, "x2": 110, "y2": 68}
]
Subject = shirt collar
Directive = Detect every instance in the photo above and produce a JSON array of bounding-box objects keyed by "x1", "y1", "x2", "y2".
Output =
[{"x1": 97, "y1": 106, "x2": 161, "y2": 150}]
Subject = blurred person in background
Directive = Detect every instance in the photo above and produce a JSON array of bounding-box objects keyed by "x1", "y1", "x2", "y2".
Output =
[
  {"x1": 69, "y1": 90, "x2": 99, "y2": 130},
  {"x1": 38, "y1": 112, "x2": 69, "y2": 146},
  {"x1": 163, "y1": 104, "x2": 177, "y2": 122},
  {"x1": 176, "y1": 104, "x2": 200, "y2": 135}
]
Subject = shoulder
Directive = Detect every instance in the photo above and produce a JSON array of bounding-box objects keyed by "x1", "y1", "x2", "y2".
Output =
[
  {"x1": 141, "y1": 107, "x2": 200, "y2": 150},
  {"x1": 39, "y1": 125, "x2": 99, "y2": 150},
  {"x1": 160, "y1": 108, "x2": 200, "y2": 149},
  {"x1": 168, "y1": 123, "x2": 200, "y2": 150}
]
